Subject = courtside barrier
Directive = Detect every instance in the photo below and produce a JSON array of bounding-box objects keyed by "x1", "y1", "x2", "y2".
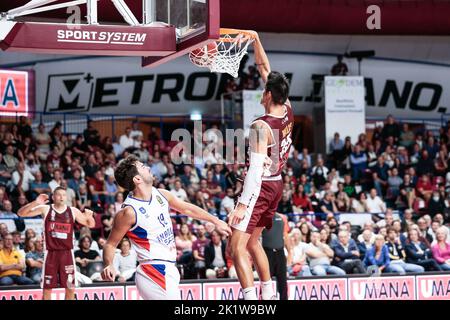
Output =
[{"x1": 1, "y1": 272, "x2": 449, "y2": 300}]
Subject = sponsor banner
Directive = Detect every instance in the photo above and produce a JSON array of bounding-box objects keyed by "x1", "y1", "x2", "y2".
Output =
[
  {"x1": 0, "y1": 286, "x2": 124, "y2": 300},
  {"x1": 242, "y1": 90, "x2": 264, "y2": 137},
  {"x1": 2, "y1": 23, "x2": 175, "y2": 56},
  {"x1": 0, "y1": 69, "x2": 31, "y2": 116},
  {"x1": 416, "y1": 274, "x2": 450, "y2": 300},
  {"x1": 348, "y1": 276, "x2": 415, "y2": 300},
  {"x1": 202, "y1": 281, "x2": 277, "y2": 300},
  {"x1": 325, "y1": 76, "x2": 366, "y2": 153},
  {"x1": 125, "y1": 283, "x2": 202, "y2": 300},
  {"x1": 33, "y1": 53, "x2": 450, "y2": 120},
  {"x1": 287, "y1": 278, "x2": 347, "y2": 300}
]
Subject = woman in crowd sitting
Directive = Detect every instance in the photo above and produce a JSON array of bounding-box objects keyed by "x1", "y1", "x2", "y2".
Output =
[
  {"x1": 175, "y1": 223, "x2": 197, "y2": 265},
  {"x1": 431, "y1": 227, "x2": 450, "y2": 271},
  {"x1": 363, "y1": 234, "x2": 390, "y2": 273}
]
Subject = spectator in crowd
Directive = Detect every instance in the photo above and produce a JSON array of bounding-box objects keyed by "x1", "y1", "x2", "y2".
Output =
[
  {"x1": 287, "y1": 228, "x2": 312, "y2": 277},
  {"x1": 399, "y1": 174, "x2": 416, "y2": 209},
  {"x1": 385, "y1": 227, "x2": 424, "y2": 274},
  {"x1": 320, "y1": 226, "x2": 333, "y2": 245},
  {"x1": 113, "y1": 192, "x2": 124, "y2": 215},
  {"x1": 310, "y1": 156, "x2": 327, "y2": 186},
  {"x1": 170, "y1": 179, "x2": 188, "y2": 202},
  {"x1": 366, "y1": 188, "x2": 386, "y2": 215},
  {"x1": 176, "y1": 223, "x2": 197, "y2": 266},
  {"x1": 83, "y1": 120, "x2": 101, "y2": 147},
  {"x1": 219, "y1": 187, "x2": 235, "y2": 221},
  {"x1": 12, "y1": 162, "x2": 35, "y2": 195},
  {"x1": 329, "y1": 132, "x2": 344, "y2": 154},
  {"x1": 318, "y1": 191, "x2": 338, "y2": 222},
  {"x1": 431, "y1": 227, "x2": 450, "y2": 271},
  {"x1": 192, "y1": 224, "x2": 210, "y2": 279},
  {"x1": 417, "y1": 218, "x2": 434, "y2": 244},
  {"x1": 364, "y1": 234, "x2": 390, "y2": 273},
  {"x1": 428, "y1": 190, "x2": 447, "y2": 218},
  {"x1": 113, "y1": 238, "x2": 137, "y2": 282},
  {"x1": 299, "y1": 222, "x2": 311, "y2": 243},
  {"x1": 105, "y1": 175, "x2": 118, "y2": 205},
  {"x1": 48, "y1": 168, "x2": 63, "y2": 192},
  {"x1": 30, "y1": 170, "x2": 51, "y2": 200},
  {"x1": 34, "y1": 123, "x2": 51, "y2": 157},
  {"x1": 119, "y1": 127, "x2": 135, "y2": 151},
  {"x1": 205, "y1": 230, "x2": 227, "y2": 279},
  {"x1": 74, "y1": 235, "x2": 102, "y2": 277},
  {"x1": 292, "y1": 184, "x2": 313, "y2": 215},
  {"x1": 306, "y1": 231, "x2": 345, "y2": 276},
  {"x1": 405, "y1": 229, "x2": 442, "y2": 271},
  {"x1": 0, "y1": 200, "x2": 17, "y2": 218},
  {"x1": 0, "y1": 233, "x2": 34, "y2": 285},
  {"x1": 399, "y1": 123, "x2": 415, "y2": 148},
  {"x1": 25, "y1": 237, "x2": 44, "y2": 284},
  {"x1": 381, "y1": 115, "x2": 401, "y2": 143},
  {"x1": 332, "y1": 230, "x2": 366, "y2": 274},
  {"x1": 350, "y1": 145, "x2": 367, "y2": 182},
  {"x1": 358, "y1": 229, "x2": 375, "y2": 260},
  {"x1": 76, "y1": 184, "x2": 91, "y2": 211},
  {"x1": 331, "y1": 55, "x2": 348, "y2": 76}
]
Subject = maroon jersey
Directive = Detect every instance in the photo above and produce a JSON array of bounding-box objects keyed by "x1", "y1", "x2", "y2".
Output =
[
  {"x1": 44, "y1": 205, "x2": 75, "y2": 251},
  {"x1": 252, "y1": 103, "x2": 294, "y2": 177}
]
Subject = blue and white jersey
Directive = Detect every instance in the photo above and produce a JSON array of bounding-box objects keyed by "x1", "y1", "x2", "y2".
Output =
[{"x1": 123, "y1": 188, "x2": 176, "y2": 263}]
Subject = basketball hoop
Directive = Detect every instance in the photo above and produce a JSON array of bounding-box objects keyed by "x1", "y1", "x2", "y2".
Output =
[{"x1": 189, "y1": 28, "x2": 255, "y2": 78}]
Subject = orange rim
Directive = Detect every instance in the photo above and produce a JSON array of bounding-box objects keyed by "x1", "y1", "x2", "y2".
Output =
[{"x1": 218, "y1": 28, "x2": 255, "y2": 43}]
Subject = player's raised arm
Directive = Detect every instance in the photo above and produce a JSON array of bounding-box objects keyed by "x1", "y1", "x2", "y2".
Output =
[
  {"x1": 72, "y1": 207, "x2": 96, "y2": 228},
  {"x1": 244, "y1": 31, "x2": 271, "y2": 83},
  {"x1": 101, "y1": 206, "x2": 136, "y2": 281},
  {"x1": 17, "y1": 194, "x2": 49, "y2": 217},
  {"x1": 158, "y1": 189, "x2": 232, "y2": 237}
]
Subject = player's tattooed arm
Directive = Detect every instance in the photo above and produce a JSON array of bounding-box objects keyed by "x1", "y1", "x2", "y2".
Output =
[
  {"x1": 249, "y1": 120, "x2": 270, "y2": 155},
  {"x1": 17, "y1": 193, "x2": 48, "y2": 217}
]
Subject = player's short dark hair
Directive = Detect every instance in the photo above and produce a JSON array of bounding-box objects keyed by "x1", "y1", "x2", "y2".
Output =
[
  {"x1": 115, "y1": 155, "x2": 139, "y2": 191},
  {"x1": 53, "y1": 186, "x2": 66, "y2": 194},
  {"x1": 265, "y1": 71, "x2": 289, "y2": 105}
]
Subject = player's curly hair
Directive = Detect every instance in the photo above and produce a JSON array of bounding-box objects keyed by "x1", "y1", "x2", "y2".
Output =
[
  {"x1": 114, "y1": 155, "x2": 139, "y2": 191},
  {"x1": 265, "y1": 71, "x2": 289, "y2": 105}
]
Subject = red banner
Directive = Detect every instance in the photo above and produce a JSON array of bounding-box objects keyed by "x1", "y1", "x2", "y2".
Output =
[
  {"x1": 348, "y1": 276, "x2": 415, "y2": 300},
  {"x1": 287, "y1": 278, "x2": 347, "y2": 300},
  {"x1": 125, "y1": 283, "x2": 202, "y2": 300},
  {"x1": 416, "y1": 274, "x2": 450, "y2": 300},
  {"x1": 0, "y1": 69, "x2": 29, "y2": 116},
  {"x1": 0, "y1": 286, "x2": 124, "y2": 300},
  {"x1": 202, "y1": 281, "x2": 277, "y2": 300}
]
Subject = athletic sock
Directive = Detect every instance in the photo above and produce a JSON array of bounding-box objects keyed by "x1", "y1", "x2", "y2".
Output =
[
  {"x1": 261, "y1": 280, "x2": 275, "y2": 300},
  {"x1": 243, "y1": 287, "x2": 258, "y2": 300}
]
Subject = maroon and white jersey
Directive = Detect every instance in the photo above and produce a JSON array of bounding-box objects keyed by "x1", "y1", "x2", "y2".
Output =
[
  {"x1": 252, "y1": 102, "x2": 294, "y2": 178},
  {"x1": 44, "y1": 205, "x2": 75, "y2": 251}
]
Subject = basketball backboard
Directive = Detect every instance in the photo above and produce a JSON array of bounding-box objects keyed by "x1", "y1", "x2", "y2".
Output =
[{"x1": 0, "y1": 0, "x2": 219, "y2": 66}]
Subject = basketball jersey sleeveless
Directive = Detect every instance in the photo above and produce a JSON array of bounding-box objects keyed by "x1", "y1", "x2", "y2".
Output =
[{"x1": 123, "y1": 188, "x2": 176, "y2": 263}]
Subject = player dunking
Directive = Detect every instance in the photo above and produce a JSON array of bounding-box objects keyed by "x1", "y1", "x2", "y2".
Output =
[
  {"x1": 227, "y1": 30, "x2": 294, "y2": 300},
  {"x1": 17, "y1": 187, "x2": 95, "y2": 300},
  {"x1": 101, "y1": 155, "x2": 231, "y2": 299}
]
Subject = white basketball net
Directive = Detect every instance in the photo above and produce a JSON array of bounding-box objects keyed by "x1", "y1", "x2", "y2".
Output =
[{"x1": 189, "y1": 33, "x2": 254, "y2": 78}]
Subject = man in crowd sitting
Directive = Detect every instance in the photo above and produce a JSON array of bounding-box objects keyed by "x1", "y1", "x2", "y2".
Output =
[
  {"x1": 332, "y1": 230, "x2": 366, "y2": 274},
  {"x1": 0, "y1": 233, "x2": 34, "y2": 285}
]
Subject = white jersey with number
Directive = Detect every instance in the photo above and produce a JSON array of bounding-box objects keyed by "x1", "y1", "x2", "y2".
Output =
[{"x1": 123, "y1": 188, "x2": 176, "y2": 263}]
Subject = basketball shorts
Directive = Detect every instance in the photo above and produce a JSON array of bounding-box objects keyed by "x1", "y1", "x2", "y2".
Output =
[
  {"x1": 233, "y1": 178, "x2": 284, "y2": 234},
  {"x1": 135, "y1": 262, "x2": 180, "y2": 300},
  {"x1": 42, "y1": 250, "x2": 77, "y2": 289}
]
